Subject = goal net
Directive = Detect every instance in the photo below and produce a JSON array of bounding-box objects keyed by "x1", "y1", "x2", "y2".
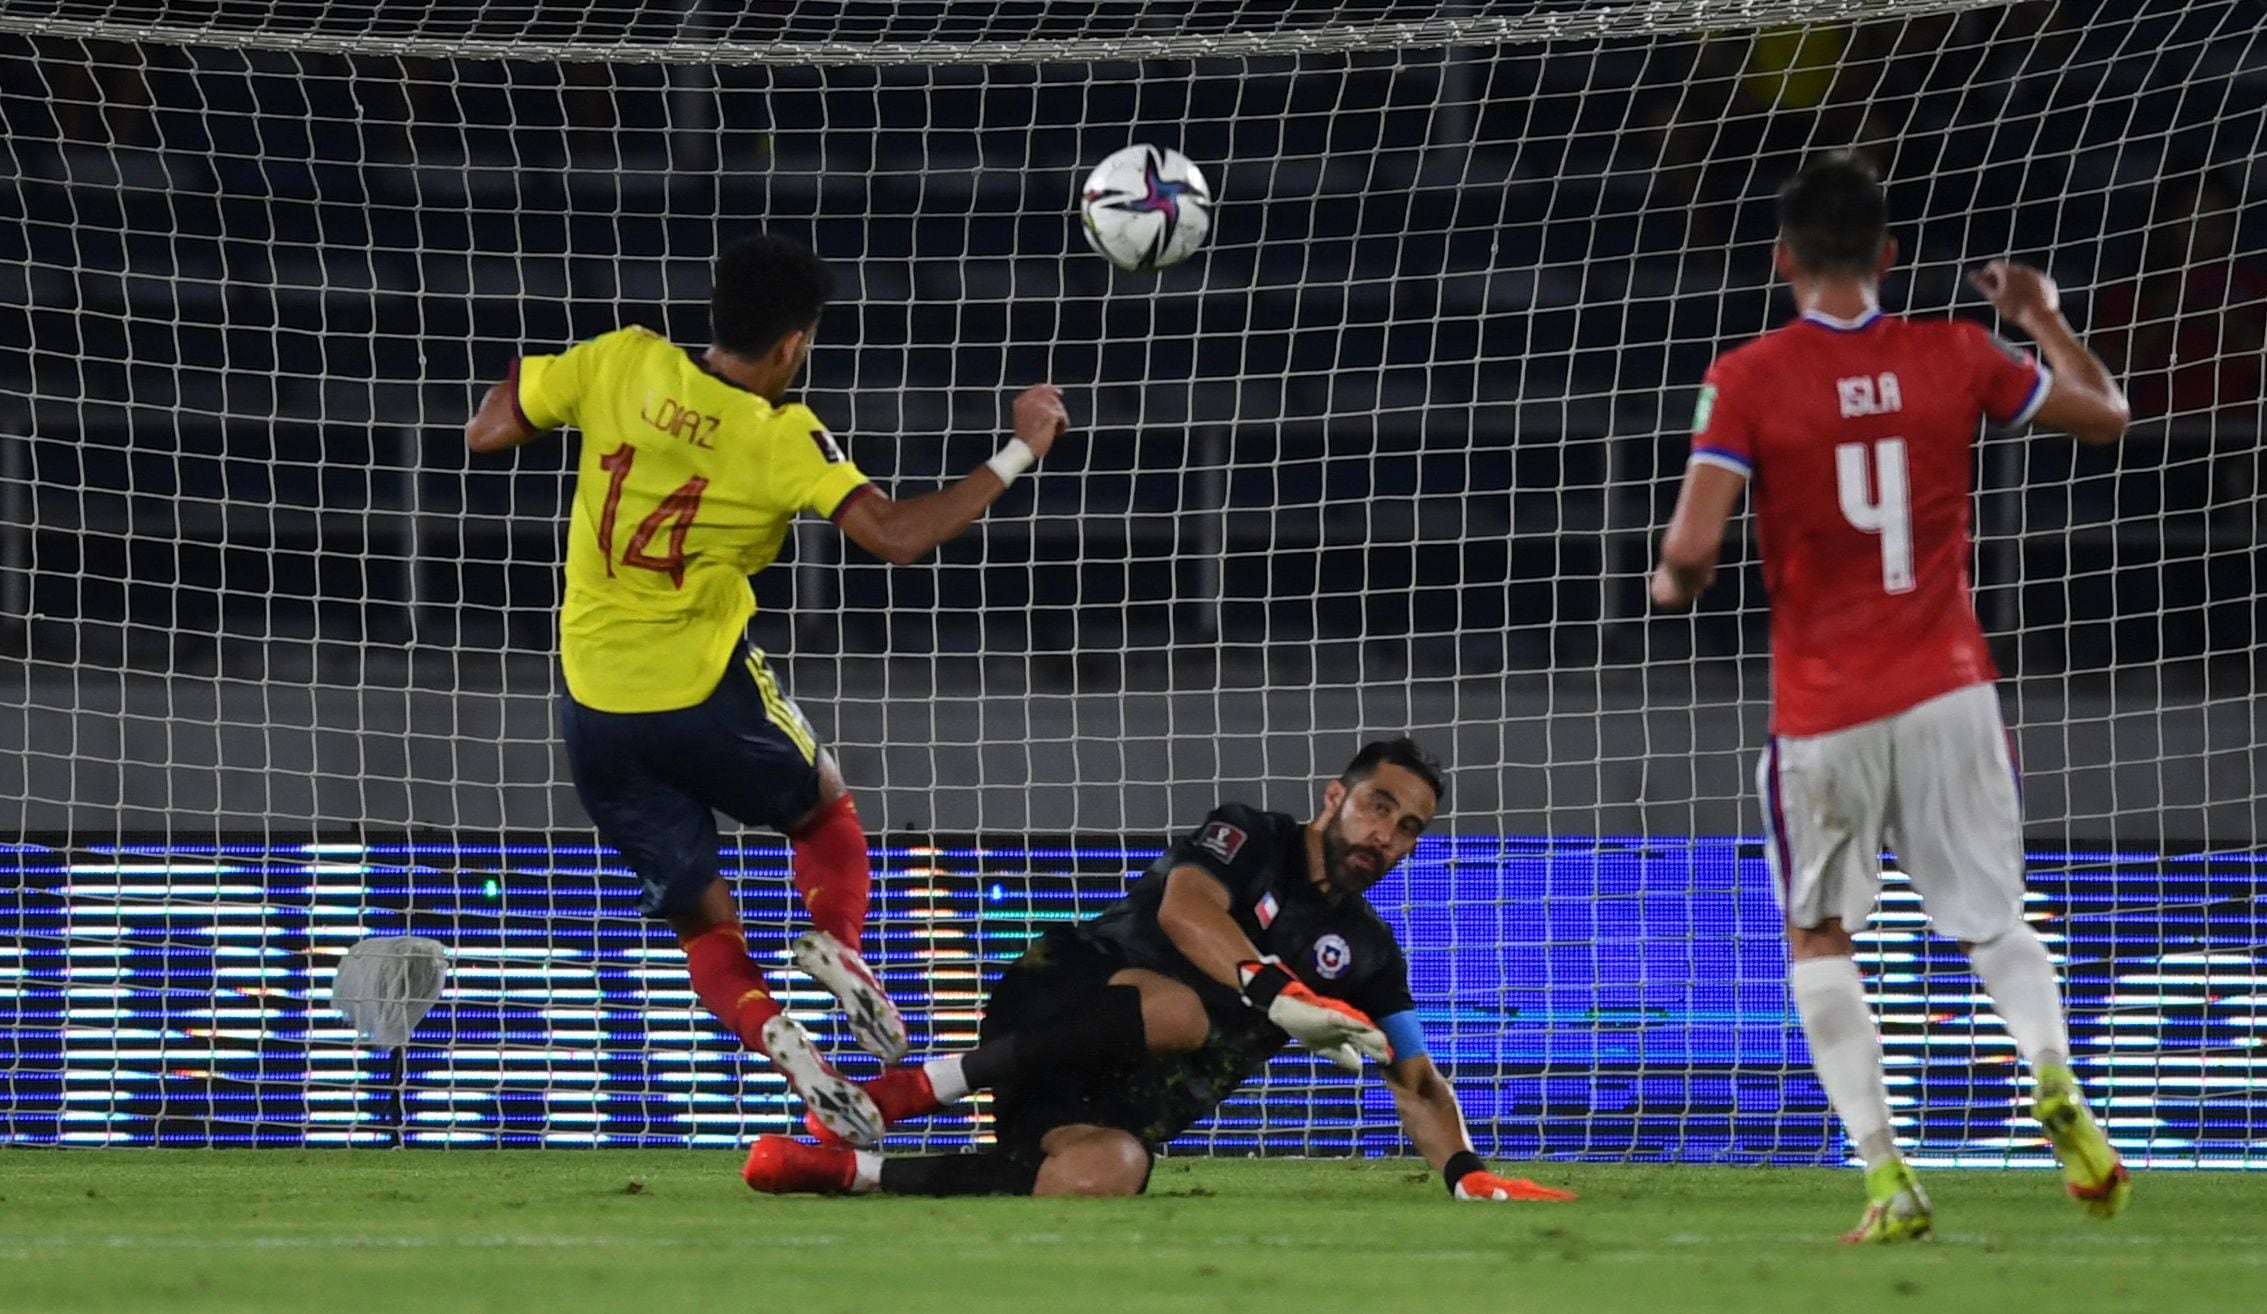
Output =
[{"x1": 2, "y1": 0, "x2": 2260, "y2": 1165}]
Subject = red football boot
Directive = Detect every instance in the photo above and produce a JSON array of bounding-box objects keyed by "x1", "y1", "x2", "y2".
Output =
[
  {"x1": 742, "y1": 1134, "x2": 858, "y2": 1195},
  {"x1": 804, "y1": 1065, "x2": 942, "y2": 1147}
]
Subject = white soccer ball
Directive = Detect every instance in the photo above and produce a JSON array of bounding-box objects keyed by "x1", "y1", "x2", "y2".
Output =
[{"x1": 1078, "y1": 144, "x2": 1214, "y2": 273}]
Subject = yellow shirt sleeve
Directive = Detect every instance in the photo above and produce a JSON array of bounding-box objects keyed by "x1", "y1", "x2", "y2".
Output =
[
  {"x1": 769, "y1": 403, "x2": 873, "y2": 520},
  {"x1": 515, "y1": 333, "x2": 611, "y2": 431}
]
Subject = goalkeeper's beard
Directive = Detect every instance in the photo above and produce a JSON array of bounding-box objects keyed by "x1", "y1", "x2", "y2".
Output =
[{"x1": 1318, "y1": 810, "x2": 1389, "y2": 897}]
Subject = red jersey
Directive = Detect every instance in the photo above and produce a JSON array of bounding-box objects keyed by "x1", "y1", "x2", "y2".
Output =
[{"x1": 1690, "y1": 308, "x2": 2050, "y2": 736}]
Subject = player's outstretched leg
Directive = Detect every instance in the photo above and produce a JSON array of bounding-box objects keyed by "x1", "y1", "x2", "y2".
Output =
[
  {"x1": 742, "y1": 1135, "x2": 1041, "y2": 1197},
  {"x1": 1792, "y1": 952, "x2": 1930, "y2": 1243},
  {"x1": 1966, "y1": 922, "x2": 2129, "y2": 1218},
  {"x1": 786, "y1": 791, "x2": 908, "y2": 1060},
  {"x1": 803, "y1": 983, "x2": 1155, "y2": 1145}
]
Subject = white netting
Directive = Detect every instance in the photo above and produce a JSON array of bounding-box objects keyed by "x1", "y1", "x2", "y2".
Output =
[
  {"x1": 0, "y1": 0, "x2": 2259, "y2": 1159},
  {"x1": 0, "y1": 2, "x2": 2028, "y2": 64}
]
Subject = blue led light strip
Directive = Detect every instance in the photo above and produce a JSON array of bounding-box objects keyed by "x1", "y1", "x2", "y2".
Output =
[{"x1": 1, "y1": 837, "x2": 2259, "y2": 1165}]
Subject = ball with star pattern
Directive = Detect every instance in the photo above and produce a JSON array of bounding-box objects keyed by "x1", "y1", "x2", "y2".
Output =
[{"x1": 1078, "y1": 144, "x2": 1214, "y2": 273}]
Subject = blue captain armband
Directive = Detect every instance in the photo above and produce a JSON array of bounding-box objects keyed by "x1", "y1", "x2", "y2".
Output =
[{"x1": 1377, "y1": 1010, "x2": 1428, "y2": 1063}]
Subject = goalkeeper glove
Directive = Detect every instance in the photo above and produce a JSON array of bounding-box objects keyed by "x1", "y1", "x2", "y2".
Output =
[
  {"x1": 1238, "y1": 957, "x2": 1392, "y2": 1072},
  {"x1": 1443, "y1": 1150, "x2": 1578, "y2": 1202}
]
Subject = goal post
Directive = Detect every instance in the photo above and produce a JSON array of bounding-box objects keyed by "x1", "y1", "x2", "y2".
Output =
[{"x1": 1, "y1": 0, "x2": 2259, "y2": 1163}]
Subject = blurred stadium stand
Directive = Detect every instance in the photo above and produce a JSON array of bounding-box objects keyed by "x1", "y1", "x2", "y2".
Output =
[{"x1": 0, "y1": 0, "x2": 2255, "y2": 703}]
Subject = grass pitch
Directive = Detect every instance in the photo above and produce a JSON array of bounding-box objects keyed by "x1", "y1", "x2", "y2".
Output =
[{"x1": 0, "y1": 1152, "x2": 2256, "y2": 1314}]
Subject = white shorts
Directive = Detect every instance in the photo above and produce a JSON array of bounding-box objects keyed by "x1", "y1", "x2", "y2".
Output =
[{"x1": 1758, "y1": 682, "x2": 2026, "y2": 944}]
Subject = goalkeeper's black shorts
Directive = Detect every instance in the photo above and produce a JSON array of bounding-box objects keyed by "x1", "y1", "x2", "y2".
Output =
[{"x1": 980, "y1": 928, "x2": 1163, "y2": 1177}]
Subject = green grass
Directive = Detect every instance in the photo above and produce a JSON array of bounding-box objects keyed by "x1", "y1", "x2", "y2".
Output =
[{"x1": 0, "y1": 1152, "x2": 2257, "y2": 1314}]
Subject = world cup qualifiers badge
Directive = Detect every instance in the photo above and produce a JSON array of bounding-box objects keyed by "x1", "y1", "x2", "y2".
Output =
[{"x1": 1198, "y1": 821, "x2": 1246, "y2": 863}]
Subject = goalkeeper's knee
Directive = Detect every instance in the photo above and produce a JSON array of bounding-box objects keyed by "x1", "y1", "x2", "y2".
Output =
[{"x1": 1035, "y1": 1128, "x2": 1152, "y2": 1198}]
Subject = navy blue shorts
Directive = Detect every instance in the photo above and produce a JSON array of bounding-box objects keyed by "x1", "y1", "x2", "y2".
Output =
[{"x1": 560, "y1": 647, "x2": 826, "y2": 918}]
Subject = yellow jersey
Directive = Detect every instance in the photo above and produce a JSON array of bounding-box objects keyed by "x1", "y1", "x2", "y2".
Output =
[{"x1": 515, "y1": 326, "x2": 872, "y2": 713}]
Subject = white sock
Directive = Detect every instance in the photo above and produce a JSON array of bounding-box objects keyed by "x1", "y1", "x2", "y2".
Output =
[
  {"x1": 1791, "y1": 955, "x2": 1898, "y2": 1170},
  {"x1": 923, "y1": 1054, "x2": 971, "y2": 1104},
  {"x1": 851, "y1": 1150, "x2": 883, "y2": 1194},
  {"x1": 1968, "y1": 922, "x2": 2071, "y2": 1074}
]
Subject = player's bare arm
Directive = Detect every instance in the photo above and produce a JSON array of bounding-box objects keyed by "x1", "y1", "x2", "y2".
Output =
[
  {"x1": 1650, "y1": 459, "x2": 1748, "y2": 610},
  {"x1": 464, "y1": 371, "x2": 548, "y2": 454},
  {"x1": 1385, "y1": 1053, "x2": 1577, "y2": 1202},
  {"x1": 1382, "y1": 1053, "x2": 1471, "y2": 1170},
  {"x1": 1969, "y1": 260, "x2": 2130, "y2": 446},
  {"x1": 1155, "y1": 863, "x2": 1263, "y2": 989},
  {"x1": 835, "y1": 383, "x2": 1071, "y2": 565}
]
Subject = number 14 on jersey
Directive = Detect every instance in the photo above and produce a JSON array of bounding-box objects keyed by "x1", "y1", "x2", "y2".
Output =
[{"x1": 597, "y1": 444, "x2": 707, "y2": 588}]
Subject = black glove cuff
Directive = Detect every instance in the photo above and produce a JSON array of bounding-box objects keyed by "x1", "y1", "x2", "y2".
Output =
[
  {"x1": 1442, "y1": 1150, "x2": 1486, "y2": 1194},
  {"x1": 1238, "y1": 959, "x2": 1294, "y2": 1009}
]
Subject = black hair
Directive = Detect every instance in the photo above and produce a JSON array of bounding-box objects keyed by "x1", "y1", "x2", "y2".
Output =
[
  {"x1": 710, "y1": 233, "x2": 836, "y2": 357},
  {"x1": 1340, "y1": 737, "x2": 1447, "y2": 805},
  {"x1": 1777, "y1": 153, "x2": 1890, "y2": 278}
]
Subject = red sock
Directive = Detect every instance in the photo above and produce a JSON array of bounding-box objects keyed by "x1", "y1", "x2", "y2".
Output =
[
  {"x1": 678, "y1": 922, "x2": 782, "y2": 1051},
  {"x1": 789, "y1": 793, "x2": 872, "y2": 951}
]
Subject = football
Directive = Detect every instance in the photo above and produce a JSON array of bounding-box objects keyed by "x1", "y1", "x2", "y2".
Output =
[{"x1": 1078, "y1": 143, "x2": 1214, "y2": 272}]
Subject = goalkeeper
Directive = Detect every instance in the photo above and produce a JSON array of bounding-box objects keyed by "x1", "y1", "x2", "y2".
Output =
[{"x1": 743, "y1": 738, "x2": 1576, "y2": 1204}]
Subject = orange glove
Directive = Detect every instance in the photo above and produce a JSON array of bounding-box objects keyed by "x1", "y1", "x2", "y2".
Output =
[{"x1": 1238, "y1": 957, "x2": 1392, "y2": 1071}]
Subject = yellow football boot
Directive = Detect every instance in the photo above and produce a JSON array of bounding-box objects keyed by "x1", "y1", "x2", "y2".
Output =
[
  {"x1": 2036, "y1": 1065, "x2": 2131, "y2": 1219},
  {"x1": 1840, "y1": 1158, "x2": 1933, "y2": 1244}
]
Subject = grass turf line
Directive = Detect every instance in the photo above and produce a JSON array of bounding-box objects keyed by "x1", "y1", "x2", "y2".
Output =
[{"x1": 0, "y1": 1153, "x2": 2256, "y2": 1314}]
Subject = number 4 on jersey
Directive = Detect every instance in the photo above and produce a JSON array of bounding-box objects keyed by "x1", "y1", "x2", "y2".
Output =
[{"x1": 1835, "y1": 438, "x2": 1914, "y2": 595}]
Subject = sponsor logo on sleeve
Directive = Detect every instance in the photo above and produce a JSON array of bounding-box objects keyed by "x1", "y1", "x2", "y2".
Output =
[
  {"x1": 1691, "y1": 384, "x2": 1717, "y2": 433},
  {"x1": 1198, "y1": 821, "x2": 1247, "y2": 863},
  {"x1": 1313, "y1": 933, "x2": 1352, "y2": 980}
]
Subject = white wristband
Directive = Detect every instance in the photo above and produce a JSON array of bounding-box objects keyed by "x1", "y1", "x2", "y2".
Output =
[{"x1": 984, "y1": 437, "x2": 1036, "y2": 487}]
